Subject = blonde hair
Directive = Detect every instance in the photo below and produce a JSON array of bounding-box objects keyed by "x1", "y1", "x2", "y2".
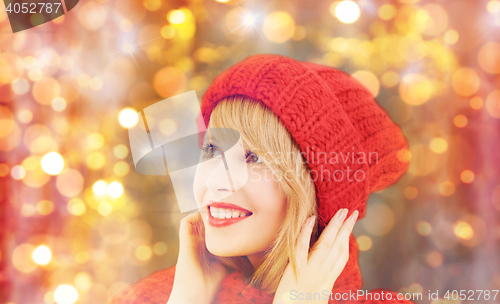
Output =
[{"x1": 193, "y1": 95, "x2": 317, "y2": 294}]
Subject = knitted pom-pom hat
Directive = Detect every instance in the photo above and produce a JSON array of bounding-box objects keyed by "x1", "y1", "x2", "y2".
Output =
[{"x1": 198, "y1": 54, "x2": 410, "y2": 229}]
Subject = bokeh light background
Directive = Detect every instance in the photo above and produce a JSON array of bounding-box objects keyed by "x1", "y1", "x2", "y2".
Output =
[{"x1": 1, "y1": 0, "x2": 500, "y2": 303}]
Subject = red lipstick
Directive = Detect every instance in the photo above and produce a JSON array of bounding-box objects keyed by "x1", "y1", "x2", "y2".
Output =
[{"x1": 207, "y1": 200, "x2": 252, "y2": 228}]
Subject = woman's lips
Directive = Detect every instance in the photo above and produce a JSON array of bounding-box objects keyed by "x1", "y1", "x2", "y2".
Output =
[{"x1": 207, "y1": 200, "x2": 252, "y2": 228}]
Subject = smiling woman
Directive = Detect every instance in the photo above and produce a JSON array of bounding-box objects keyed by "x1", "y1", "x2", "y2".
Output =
[
  {"x1": 109, "y1": 54, "x2": 413, "y2": 304},
  {"x1": 192, "y1": 96, "x2": 317, "y2": 289}
]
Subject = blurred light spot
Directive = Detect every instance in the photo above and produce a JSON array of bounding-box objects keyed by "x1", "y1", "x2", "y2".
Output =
[
  {"x1": 487, "y1": 0, "x2": 500, "y2": 13},
  {"x1": 41, "y1": 152, "x2": 65, "y2": 175},
  {"x1": 429, "y1": 137, "x2": 448, "y2": 154},
  {"x1": 0, "y1": 163, "x2": 9, "y2": 177},
  {"x1": 159, "y1": 119, "x2": 177, "y2": 136},
  {"x1": 11, "y1": 165, "x2": 26, "y2": 180},
  {"x1": 333, "y1": 1, "x2": 360, "y2": 24},
  {"x1": 93, "y1": 180, "x2": 108, "y2": 196},
  {"x1": 452, "y1": 68, "x2": 480, "y2": 97},
  {"x1": 78, "y1": 2, "x2": 107, "y2": 30},
  {"x1": 17, "y1": 109, "x2": 33, "y2": 124},
  {"x1": 68, "y1": 198, "x2": 86, "y2": 216},
  {"x1": 119, "y1": 19, "x2": 133, "y2": 32},
  {"x1": 36, "y1": 200, "x2": 54, "y2": 215},
  {"x1": 135, "y1": 245, "x2": 153, "y2": 261},
  {"x1": 54, "y1": 284, "x2": 79, "y2": 304},
  {"x1": 0, "y1": 107, "x2": 14, "y2": 139},
  {"x1": 24, "y1": 124, "x2": 54, "y2": 154},
  {"x1": 118, "y1": 108, "x2": 139, "y2": 128},
  {"x1": 223, "y1": 8, "x2": 254, "y2": 41},
  {"x1": 378, "y1": 4, "x2": 397, "y2": 20},
  {"x1": 292, "y1": 26, "x2": 306, "y2": 41},
  {"x1": 153, "y1": 241, "x2": 168, "y2": 255},
  {"x1": 87, "y1": 133, "x2": 105, "y2": 150},
  {"x1": 422, "y1": 4, "x2": 448, "y2": 36},
  {"x1": 404, "y1": 186, "x2": 418, "y2": 200},
  {"x1": 381, "y1": 71, "x2": 399, "y2": 88},
  {"x1": 44, "y1": 291, "x2": 55, "y2": 304},
  {"x1": 167, "y1": 10, "x2": 186, "y2": 24},
  {"x1": 121, "y1": 42, "x2": 136, "y2": 55},
  {"x1": 33, "y1": 77, "x2": 60, "y2": 105},
  {"x1": 77, "y1": 73, "x2": 90, "y2": 87},
  {"x1": 56, "y1": 169, "x2": 84, "y2": 197},
  {"x1": 75, "y1": 251, "x2": 89, "y2": 264},
  {"x1": 485, "y1": 90, "x2": 500, "y2": 118},
  {"x1": 86, "y1": 152, "x2": 106, "y2": 170},
  {"x1": 216, "y1": 0, "x2": 229, "y2": 2},
  {"x1": 21, "y1": 204, "x2": 36, "y2": 217},
  {"x1": 361, "y1": 203, "x2": 395, "y2": 236},
  {"x1": 357, "y1": 235, "x2": 373, "y2": 251},
  {"x1": 469, "y1": 96, "x2": 484, "y2": 109},
  {"x1": 397, "y1": 148, "x2": 412, "y2": 163},
  {"x1": 153, "y1": 67, "x2": 186, "y2": 98},
  {"x1": 144, "y1": 0, "x2": 161, "y2": 11},
  {"x1": 453, "y1": 221, "x2": 473, "y2": 240},
  {"x1": 12, "y1": 78, "x2": 30, "y2": 95},
  {"x1": 478, "y1": 42, "x2": 500, "y2": 74},
  {"x1": 108, "y1": 181, "x2": 124, "y2": 198},
  {"x1": 90, "y1": 78, "x2": 103, "y2": 91},
  {"x1": 32, "y1": 245, "x2": 52, "y2": 265},
  {"x1": 12, "y1": 243, "x2": 37, "y2": 273},
  {"x1": 98, "y1": 202, "x2": 113, "y2": 216},
  {"x1": 426, "y1": 251, "x2": 443, "y2": 268},
  {"x1": 28, "y1": 68, "x2": 43, "y2": 81},
  {"x1": 460, "y1": 170, "x2": 475, "y2": 183},
  {"x1": 161, "y1": 25, "x2": 175, "y2": 39},
  {"x1": 51, "y1": 97, "x2": 67, "y2": 112},
  {"x1": 444, "y1": 29, "x2": 459, "y2": 44},
  {"x1": 74, "y1": 272, "x2": 92, "y2": 291},
  {"x1": 453, "y1": 114, "x2": 468, "y2": 128},
  {"x1": 352, "y1": 70, "x2": 380, "y2": 97},
  {"x1": 22, "y1": 157, "x2": 38, "y2": 171},
  {"x1": 438, "y1": 181, "x2": 455, "y2": 196},
  {"x1": 399, "y1": 74, "x2": 432, "y2": 106},
  {"x1": 263, "y1": 11, "x2": 295, "y2": 43},
  {"x1": 243, "y1": 13, "x2": 256, "y2": 27},
  {"x1": 416, "y1": 221, "x2": 432, "y2": 236},
  {"x1": 114, "y1": 161, "x2": 130, "y2": 176},
  {"x1": 114, "y1": 144, "x2": 129, "y2": 159}
]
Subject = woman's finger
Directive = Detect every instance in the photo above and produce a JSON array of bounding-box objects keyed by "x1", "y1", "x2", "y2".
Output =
[
  {"x1": 295, "y1": 215, "x2": 316, "y2": 268},
  {"x1": 311, "y1": 209, "x2": 347, "y2": 255},
  {"x1": 178, "y1": 211, "x2": 200, "y2": 249},
  {"x1": 325, "y1": 210, "x2": 358, "y2": 269}
]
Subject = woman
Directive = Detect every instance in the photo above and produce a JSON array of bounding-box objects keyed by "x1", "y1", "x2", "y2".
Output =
[{"x1": 110, "y1": 54, "x2": 413, "y2": 304}]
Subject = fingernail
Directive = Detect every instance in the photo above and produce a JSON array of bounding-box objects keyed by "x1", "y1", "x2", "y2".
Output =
[
  {"x1": 350, "y1": 210, "x2": 359, "y2": 222},
  {"x1": 339, "y1": 209, "x2": 348, "y2": 221},
  {"x1": 308, "y1": 216, "x2": 316, "y2": 227}
]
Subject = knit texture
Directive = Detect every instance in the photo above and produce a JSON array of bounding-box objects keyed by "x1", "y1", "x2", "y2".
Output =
[
  {"x1": 109, "y1": 235, "x2": 412, "y2": 304},
  {"x1": 110, "y1": 54, "x2": 411, "y2": 304},
  {"x1": 199, "y1": 54, "x2": 409, "y2": 226}
]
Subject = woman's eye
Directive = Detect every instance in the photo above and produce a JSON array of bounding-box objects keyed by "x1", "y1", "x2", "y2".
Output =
[
  {"x1": 245, "y1": 151, "x2": 263, "y2": 165},
  {"x1": 201, "y1": 144, "x2": 221, "y2": 159}
]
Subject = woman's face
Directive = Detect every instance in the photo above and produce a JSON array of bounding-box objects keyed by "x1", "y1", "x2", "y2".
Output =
[{"x1": 193, "y1": 132, "x2": 287, "y2": 261}]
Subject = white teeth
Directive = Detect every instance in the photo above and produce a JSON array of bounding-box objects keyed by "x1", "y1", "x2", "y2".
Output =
[{"x1": 210, "y1": 206, "x2": 250, "y2": 219}]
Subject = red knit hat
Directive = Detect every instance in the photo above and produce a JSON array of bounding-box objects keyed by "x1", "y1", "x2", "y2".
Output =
[{"x1": 198, "y1": 54, "x2": 410, "y2": 229}]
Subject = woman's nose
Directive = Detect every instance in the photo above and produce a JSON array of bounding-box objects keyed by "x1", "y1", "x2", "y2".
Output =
[{"x1": 206, "y1": 158, "x2": 235, "y2": 194}]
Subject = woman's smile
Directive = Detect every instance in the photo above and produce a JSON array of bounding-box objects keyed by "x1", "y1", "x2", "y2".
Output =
[{"x1": 206, "y1": 200, "x2": 253, "y2": 227}]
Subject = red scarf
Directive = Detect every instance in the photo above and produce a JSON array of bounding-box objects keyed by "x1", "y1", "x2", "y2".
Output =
[{"x1": 109, "y1": 235, "x2": 414, "y2": 304}]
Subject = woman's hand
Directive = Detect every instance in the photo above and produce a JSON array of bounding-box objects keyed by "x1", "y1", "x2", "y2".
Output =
[
  {"x1": 273, "y1": 209, "x2": 358, "y2": 304},
  {"x1": 167, "y1": 212, "x2": 228, "y2": 304}
]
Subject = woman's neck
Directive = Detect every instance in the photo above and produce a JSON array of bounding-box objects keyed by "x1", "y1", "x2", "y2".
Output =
[{"x1": 246, "y1": 252, "x2": 266, "y2": 269}]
